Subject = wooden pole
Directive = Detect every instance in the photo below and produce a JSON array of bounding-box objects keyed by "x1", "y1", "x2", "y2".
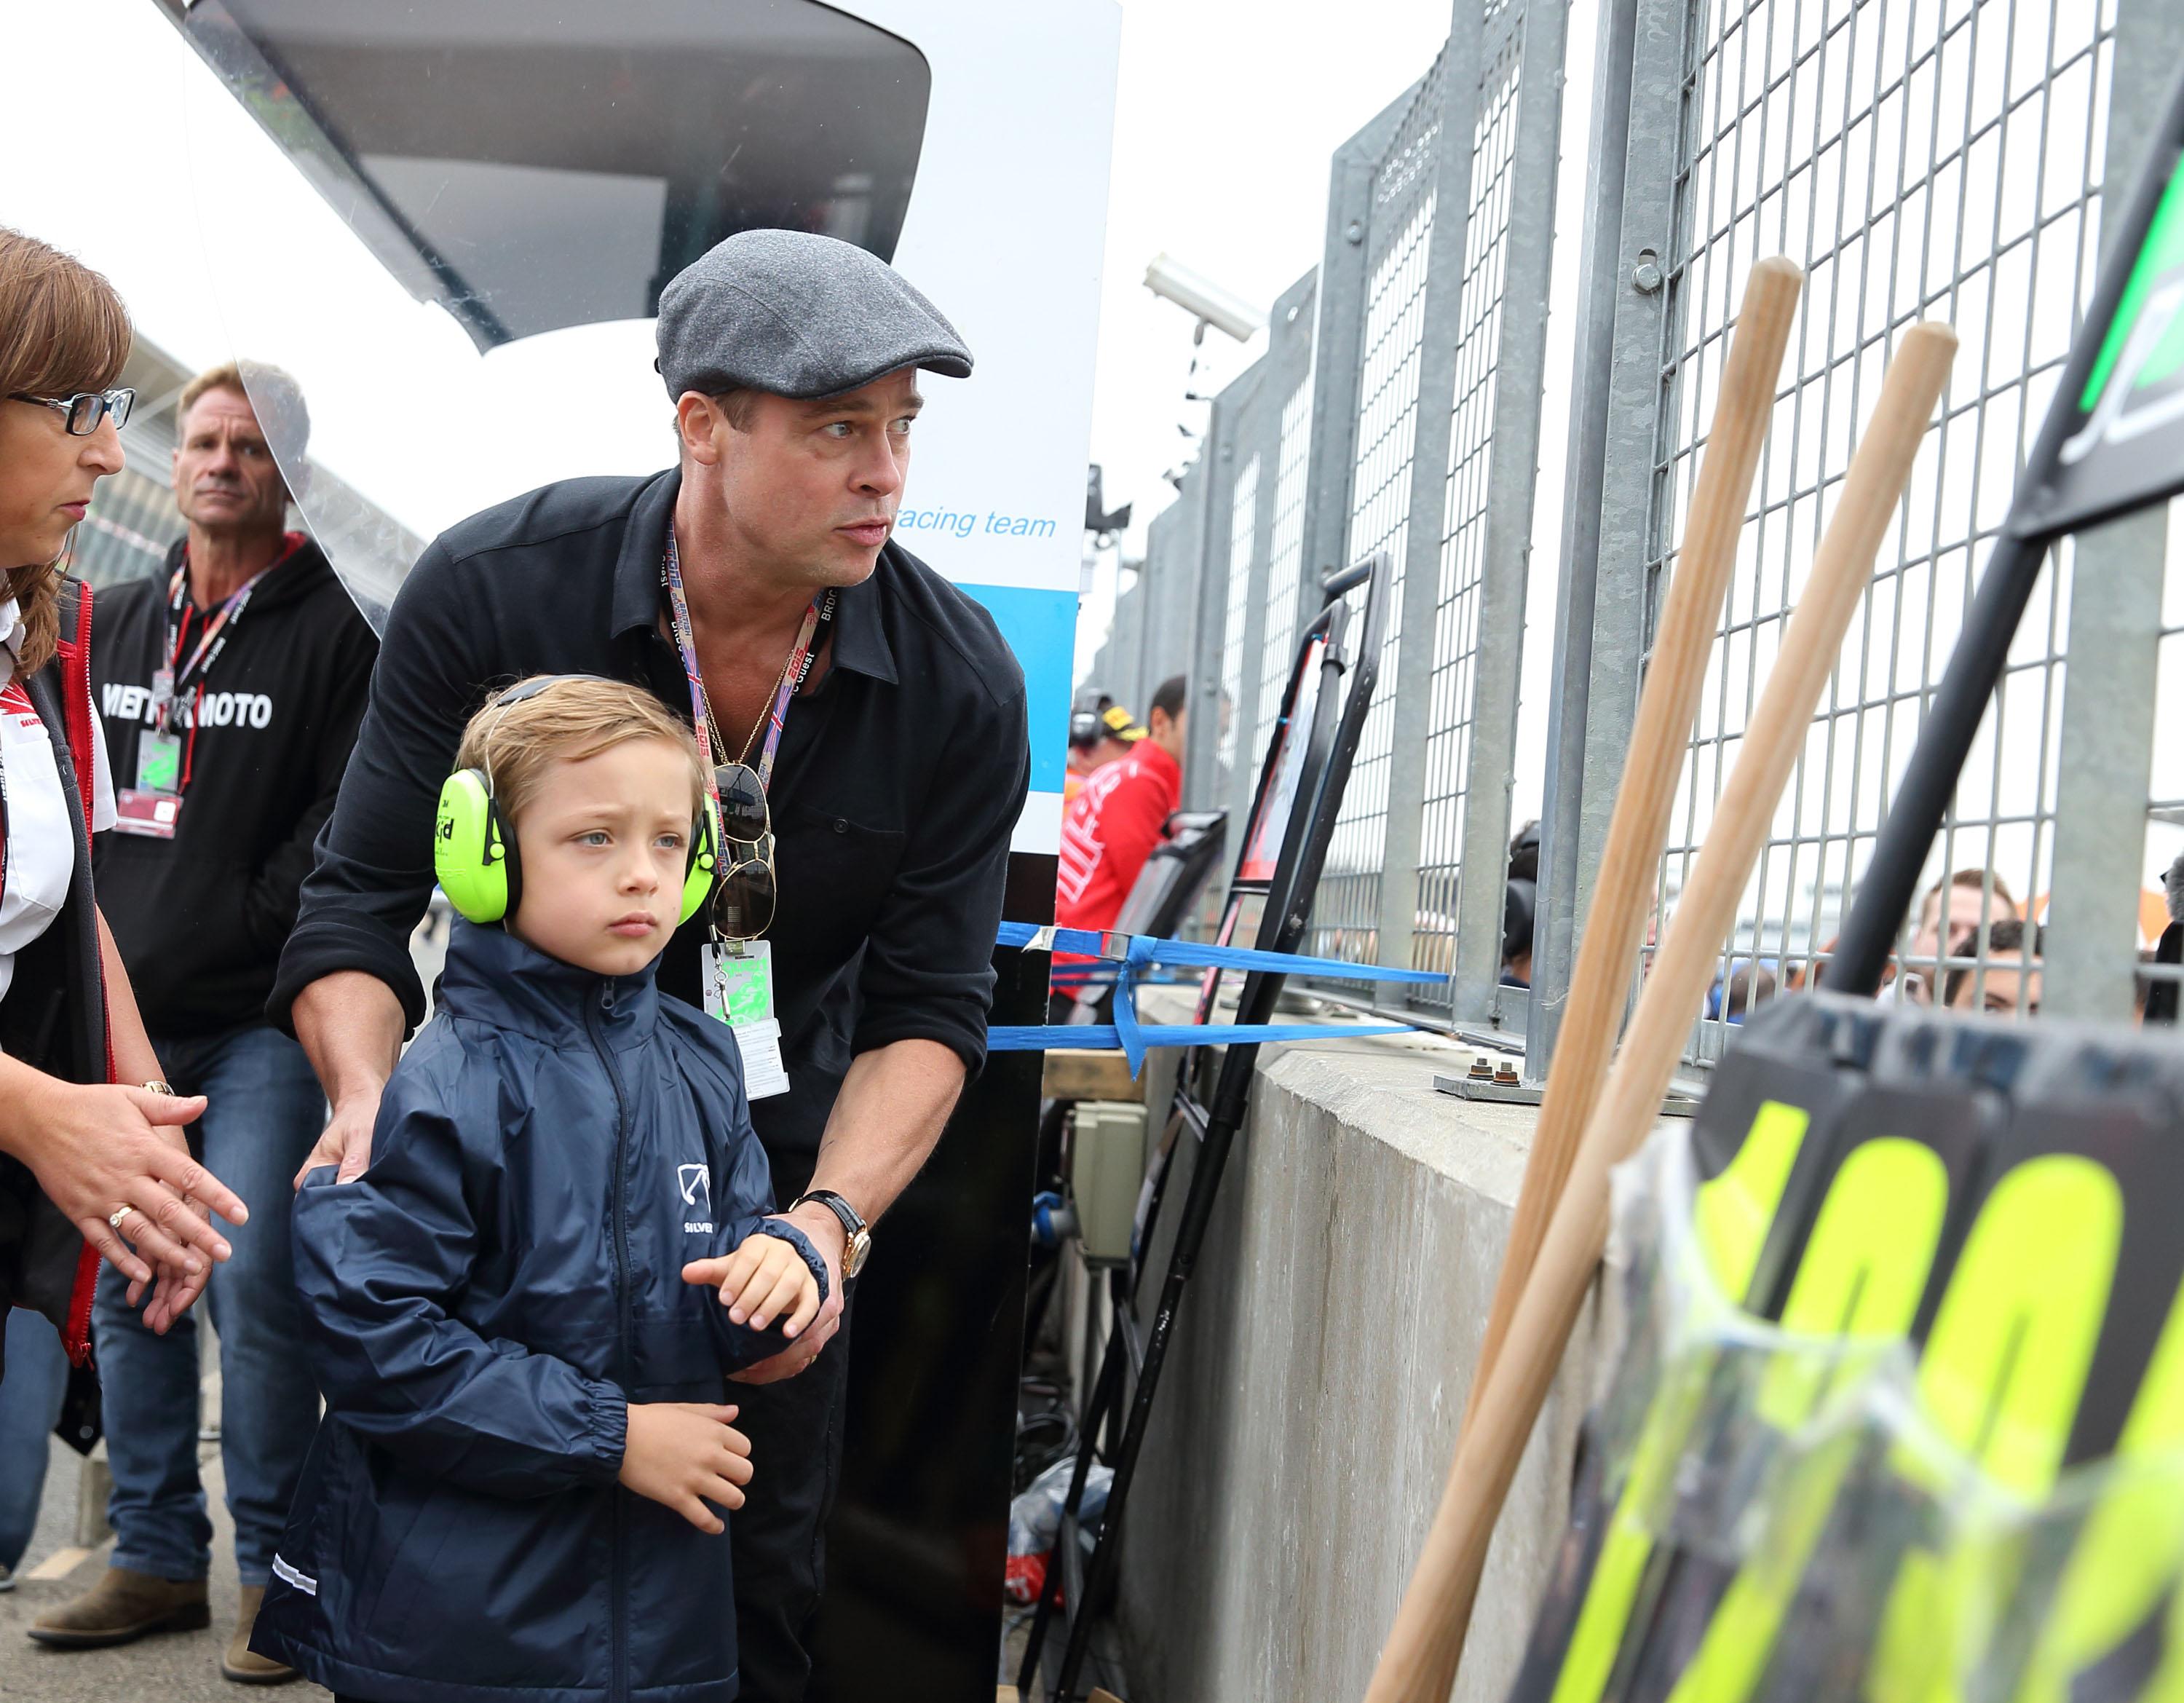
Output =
[
  {"x1": 1459, "y1": 257, "x2": 1803, "y2": 1429},
  {"x1": 1364, "y1": 320, "x2": 1958, "y2": 1703}
]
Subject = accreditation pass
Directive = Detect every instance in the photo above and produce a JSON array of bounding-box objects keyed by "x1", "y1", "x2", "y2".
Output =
[{"x1": 704, "y1": 940, "x2": 790, "y2": 1099}]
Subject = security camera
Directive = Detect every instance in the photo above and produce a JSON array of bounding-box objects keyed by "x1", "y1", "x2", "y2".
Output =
[{"x1": 1143, "y1": 253, "x2": 1265, "y2": 344}]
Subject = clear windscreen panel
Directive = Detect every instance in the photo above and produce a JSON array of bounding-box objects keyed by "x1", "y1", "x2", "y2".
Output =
[{"x1": 159, "y1": 0, "x2": 930, "y2": 630}]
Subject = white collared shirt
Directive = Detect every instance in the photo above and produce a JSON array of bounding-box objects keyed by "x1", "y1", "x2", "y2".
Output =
[{"x1": 0, "y1": 594, "x2": 116, "y2": 1009}]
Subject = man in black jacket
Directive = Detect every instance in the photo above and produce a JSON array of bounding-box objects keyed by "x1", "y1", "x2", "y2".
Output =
[
  {"x1": 33, "y1": 363, "x2": 377, "y2": 1684},
  {"x1": 271, "y1": 230, "x2": 1029, "y2": 1702}
]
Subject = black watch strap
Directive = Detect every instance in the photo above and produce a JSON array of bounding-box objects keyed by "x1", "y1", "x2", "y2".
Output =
[
  {"x1": 791, "y1": 1188, "x2": 867, "y2": 1238},
  {"x1": 790, "y1": 1189, "x2": 871, "y2": 1277}
]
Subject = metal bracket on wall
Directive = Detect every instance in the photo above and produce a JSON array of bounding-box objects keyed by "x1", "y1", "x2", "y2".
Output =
[{"x1": 1432, "y1": 1066, "x2": 1699, "y2": 1118}]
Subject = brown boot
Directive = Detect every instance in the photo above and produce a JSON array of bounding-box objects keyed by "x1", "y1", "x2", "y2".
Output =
[
  {"x1": 221, "y1": 1583, "x2": 297, "y2": 1685},
  {"x1": 27, "y1": 1565, "x2": 210, "y2": 1648}
]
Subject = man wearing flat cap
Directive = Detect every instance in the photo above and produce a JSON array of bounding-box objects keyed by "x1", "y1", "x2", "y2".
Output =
[{"x1": 272, "y1": 230, "x2": 1029, "y2": 1698}]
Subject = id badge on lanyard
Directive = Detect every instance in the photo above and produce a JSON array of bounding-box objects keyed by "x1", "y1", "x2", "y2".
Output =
[
  {"x1": 704, "y1": 939, "x2": 790, "y2": 1099},
  {"x1": 116, "y1": 727, "x2": 186, "y2": 839}
]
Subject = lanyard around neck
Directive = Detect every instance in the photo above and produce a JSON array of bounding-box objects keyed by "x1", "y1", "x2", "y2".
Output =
[
  {"x1": 660, "y1": 528, "x2": 834, "y2": 793},
  {"x1": 162, "y1": 560, "x2": 269, "y2": 729}
]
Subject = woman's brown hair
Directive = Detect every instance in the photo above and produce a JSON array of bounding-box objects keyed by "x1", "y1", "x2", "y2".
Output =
[{"x1": 0, "y1": 229, "x2": 131, "y2": 673}]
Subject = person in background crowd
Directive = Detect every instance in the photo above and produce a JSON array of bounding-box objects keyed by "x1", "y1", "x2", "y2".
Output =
[
  {"x1": 1724, "y1": 960, "x2": 1779, "y2": 1022},
  {"x1": 0, "y1": 1310, "x2": 67, "y2": 1591},
  {"x1": 1091, "y1": 700, "x2": 1147, "y2": 766},
  {"x1": 1902, "y1": 867, "x2": 2018, "y2": 1003},
  {"x1": 33, "y1": 362, "x2": 379, "y2": 1684},
  {"x1": 2145, "y1": 851, "x2": 2184, "y2": 1025},
  {"x1": 1063, "y1": 706, "x2": 1106, "y2": 806},
  {"x1": 1944, "y1": 918, "x2": 2043, "y2": 1016},
  {"x1": 1053, "y1": 676, "x2": 1185, "y2": 1012},
  {"x1": 1501, "y1": 819, "x2": 1539, "y2": 989},
  {"x1": 0, "y1": 229, "x2": 245, "y2": 1399}
]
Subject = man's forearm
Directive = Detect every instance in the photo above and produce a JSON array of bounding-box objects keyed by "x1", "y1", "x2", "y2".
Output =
[
  {"x1": 799, "y1": 1038, "x2": 966, "y2": 1228},
  {"x1": 294, "y1": 970, "x2": 406, "y2": 1110}
]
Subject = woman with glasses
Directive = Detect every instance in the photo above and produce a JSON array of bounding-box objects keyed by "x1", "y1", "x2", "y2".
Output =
[{"x1": 0, "y1": 229, "x2": 246, "y2": 1394}]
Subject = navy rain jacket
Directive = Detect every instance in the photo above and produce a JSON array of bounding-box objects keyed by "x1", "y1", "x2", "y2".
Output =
[{"x1": 253, "y1": 920, "x2": 827, "y2": 1703}]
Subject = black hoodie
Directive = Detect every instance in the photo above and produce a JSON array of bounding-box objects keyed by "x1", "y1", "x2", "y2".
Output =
[{"x1": 91, "y1": 538, "x2": 378, "y2": 1038}]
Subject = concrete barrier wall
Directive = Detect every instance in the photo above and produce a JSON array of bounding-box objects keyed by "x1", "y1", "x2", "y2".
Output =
[{"x1": 1114, "y1": 1028, "x2": 1616, "y2": 1703}]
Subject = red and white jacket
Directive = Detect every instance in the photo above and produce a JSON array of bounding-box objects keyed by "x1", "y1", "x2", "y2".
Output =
[
  {"x1": 1054, "y1": 740, "x2": 1181, "y2": 956},
  {"x1": 0, "y1": 577, "x2": 115, "y2": 1365}
]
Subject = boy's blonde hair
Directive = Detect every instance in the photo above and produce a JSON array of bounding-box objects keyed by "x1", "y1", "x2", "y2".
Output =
[{"x1": 455, "y1": 676, "x2": 705, "y2": 826}]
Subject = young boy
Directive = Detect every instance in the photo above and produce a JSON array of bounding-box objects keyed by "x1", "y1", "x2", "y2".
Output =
[{"x1": 250, "y1": 676, "x2": 826, "y2": 1703}]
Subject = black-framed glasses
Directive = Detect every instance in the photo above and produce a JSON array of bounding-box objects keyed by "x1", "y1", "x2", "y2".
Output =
[
  {"x1": 9, "y1": 389, "x2": 135, "y2": 435},
  {"x1": 711, "y1": 761, "x2": 776, "y2": 940}
]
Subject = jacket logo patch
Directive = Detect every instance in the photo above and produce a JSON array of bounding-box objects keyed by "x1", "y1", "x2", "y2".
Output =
[{"x1": 678, "y1": 1163, "x2": 713, "y2": 1233}]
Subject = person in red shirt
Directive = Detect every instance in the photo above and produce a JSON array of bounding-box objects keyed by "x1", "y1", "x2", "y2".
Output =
[{"x1": 1053, "y1": 676, "x2": 1186, "y2": 1005}]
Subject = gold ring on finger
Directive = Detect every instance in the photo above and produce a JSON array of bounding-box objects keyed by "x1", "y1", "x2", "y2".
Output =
[{"x1": 108, "y1": 1205, "x2": 135, "y2": 1233}]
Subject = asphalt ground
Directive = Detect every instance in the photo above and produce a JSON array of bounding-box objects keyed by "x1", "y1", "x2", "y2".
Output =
[{"x1": 0, "y1": 1425, "x2": 330, "y2": 1702}]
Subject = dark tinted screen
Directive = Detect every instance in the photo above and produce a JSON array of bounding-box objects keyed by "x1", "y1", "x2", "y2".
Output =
[{"x1": 158, "y1": 0, "x2": 930, "y2": 349}]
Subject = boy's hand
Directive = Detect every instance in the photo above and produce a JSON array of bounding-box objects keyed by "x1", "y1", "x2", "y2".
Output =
[
  {"x1": 682, "y1": 1234, "x2": 823, "y2": 1339},
  {"x1": 732, "y1": 1205, "x2": 846, "y2": 1384},
  {"x1": 617, "y1": 1402, "x2": 753, "y2": 1534}
]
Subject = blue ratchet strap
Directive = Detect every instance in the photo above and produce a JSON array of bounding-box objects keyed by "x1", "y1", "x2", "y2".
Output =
[{"x1": 991, "y1": 923, "x2": 1441, "y2": 1074}]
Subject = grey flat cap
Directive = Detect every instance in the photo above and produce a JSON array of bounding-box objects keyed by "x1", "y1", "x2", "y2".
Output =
[{"x1": 657, "y1": 229, "x2": 973, "y2": 400}]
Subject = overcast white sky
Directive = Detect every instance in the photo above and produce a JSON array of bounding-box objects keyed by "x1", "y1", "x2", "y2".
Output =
[{"x1": 1079, "y1": 0, "x2": 1455, "y2": 549}]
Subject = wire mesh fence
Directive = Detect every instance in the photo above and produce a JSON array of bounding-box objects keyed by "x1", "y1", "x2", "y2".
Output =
[
  {"x1": 1302, "y1": 57, "x2": 1444, "y2": 967},
  {"x1": 1639, "y1": 0, "x2": 2143, "y2": 1068},
  {"x1": 1081, "y1": 0, "x2": 2174, "y2": 1069},
  {"x1": 1413, "y1": 14, "x2": 1540, "y2": 1010}
]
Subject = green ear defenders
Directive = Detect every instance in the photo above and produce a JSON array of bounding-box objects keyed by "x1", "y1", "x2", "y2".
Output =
[{"x1": 432, "y1": 676, "x2": 723, "y2": 929}]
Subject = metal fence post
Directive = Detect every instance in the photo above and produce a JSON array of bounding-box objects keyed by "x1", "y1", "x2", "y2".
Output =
[
  {"x1": 1377, "y1": 23, "x2": 1484, "y2": 1001},
  {"x1": 1249, "y1": 279, "x2": 1324, "y2": 833},
  {"x1": 1101, "y1": 571, "x2": 1140, "y2": 710},
  {"x1": 1299, "y1": 89, "x2": 1414, "y2": 613},
  {"x1": 1561, "y1": 0, "x2": 1684, "y2": 1030},
  {"x1": 1187, "y1": 373, "x2": 1259, "y2": 815},
  {"x1": 1445, "y1": 0, "x2": 1574, "y2": 1030},
  {"x1": 1225, "y1": 273, "x2": 1315, "y2": 836},
  {"x1": 2041, "y1": 0, "x2": 2183, "y2": 1022},
  {"x1": 1137, "y1": 491, "x2": 1200, "y2": 710},
  {"x1": 1524, "y1": 0, "x2": 1642, "y2": 1081},
  {"x1": 1215, "y1": 297, "x2": 1302, "y2": 839}
]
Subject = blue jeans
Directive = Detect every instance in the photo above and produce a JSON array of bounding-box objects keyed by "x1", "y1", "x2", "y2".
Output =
[
  {"x1": 0, "y1": 1308, "x2": 68, "y2": 1570},
  {"x1": 95, "y1": 1024, "x2": 326, "y2": 1587}
]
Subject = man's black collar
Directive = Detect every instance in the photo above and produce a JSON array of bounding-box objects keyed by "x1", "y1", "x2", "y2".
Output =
[{"x1": 610, "y1": 467, "x2": 898, "y2": 687}]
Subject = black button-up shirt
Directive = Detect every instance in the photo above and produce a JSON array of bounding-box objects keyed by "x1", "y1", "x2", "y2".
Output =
[{"x1": 272, "y1": 467, "x2": 1030, "y2": 1157}]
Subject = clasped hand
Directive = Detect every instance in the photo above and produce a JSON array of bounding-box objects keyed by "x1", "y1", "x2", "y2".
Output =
[{"x1": 614, "y1": 1236, "x2": 821, "y2": 1532}]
